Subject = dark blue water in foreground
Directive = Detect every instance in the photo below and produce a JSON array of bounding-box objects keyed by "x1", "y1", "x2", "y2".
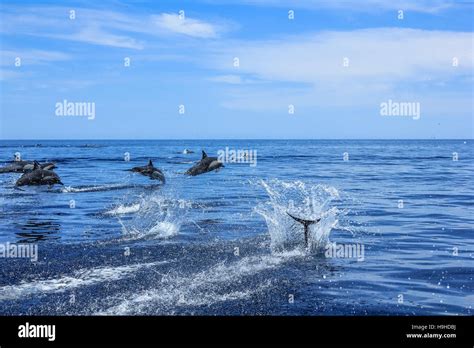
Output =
[{"x1": 0, "y1": 140, "x2": 472, "y2": 315}]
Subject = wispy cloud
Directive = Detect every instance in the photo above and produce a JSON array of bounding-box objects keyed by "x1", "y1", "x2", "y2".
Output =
[
  {"x1": 153, "y1": 13, "x2": 220, "y2": 38},
  {"x1": 0, "y1": 49, "x2": 70, "y2": 66},
  {"x1": 0, "y1": 6, "x2": 225, "y2": 49},
  {"x1": 207, "y1": 28, "x2": 473, "y2": 111},
  {"x1": 51, "y1": 26, "x2": 145, "y2": 49},
  {"x1": 211, "y1": 28, "x2": 473, "y2": 83},
  {"x1": 0, "y1": 49, "x2": 70, "y2": 81},
  {"x1": 217, "y1": 0, "x2": 457, "y2": 13}
]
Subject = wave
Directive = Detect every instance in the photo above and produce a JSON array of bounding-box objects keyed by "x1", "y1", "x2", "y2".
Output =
[
  {"x1": 0, "y1": 261, "x2": 168, "y2": 301},
  {"x1": 98, "y1": 250, "x2": 303, "y2": 315},
  {"x1": 60, "y1": 183, "x2": 161, "y2": 193}
]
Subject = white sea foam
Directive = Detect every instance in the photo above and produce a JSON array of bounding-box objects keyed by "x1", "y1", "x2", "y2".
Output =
[
  {"x1": 147, "y1": 221, "x2": 179, "y2": 238},
  {"x1": 98, "y1": 251, "x2": 302, "y2": 315},
  {"x1": 105, "y1": 204, "x2": 141, "y2": 215},
  {"x1": 61, "y1": 184, "x2": 132, "y2": 193},
  {"x1": 0, "y1": 261, "x2": 168, "y2": 301}
]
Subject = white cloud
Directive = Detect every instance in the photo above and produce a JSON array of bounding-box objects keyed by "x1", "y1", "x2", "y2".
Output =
[
  {"x1": 220, "y1": 0, "x2": 456, "y2": 13},
  {"x1": 0, "y1": 7, "x2": 224, "y2": 49},
  {"x1": 51, "y1": 26, "x2": 144, "y2": 49},
  {"x1": 0, "y1": 48, "x2": 70, "y2": 80},
  {"x1": 211, "y1": 28, "x2": 473, "y2": 83},
  {"x1": 153, "y1": 13, "x2": 219, "y2": 38},
  {"x1": 0, "y1": 49, "x2": 70, "y2": 66},
  {"x1": 208, "y1": 28, "x2": 473, "y2": 112}
]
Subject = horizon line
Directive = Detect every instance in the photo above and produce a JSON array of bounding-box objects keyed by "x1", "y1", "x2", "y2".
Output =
[{"x1": 0, "y1": 138, "x2": 471, "y2": 141}]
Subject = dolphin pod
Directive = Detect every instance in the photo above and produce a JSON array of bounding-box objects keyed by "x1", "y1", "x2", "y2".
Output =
[
  {"x1": 2, "y1": 150, "x2": 320, "y2": 249},
  {"x1": 15, "y1": 161, "x2": 63, "y2": 186},
  {"x1": 1, "y1": 149, "x2": 224, "y2": 186},
  {"x1": 0, "y1": 160, "x2": 56, "y2": 173}
]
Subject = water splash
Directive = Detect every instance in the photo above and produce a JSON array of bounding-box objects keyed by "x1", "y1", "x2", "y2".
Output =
[
  {"x1": 116, "y1": 193, "x2": 192, "y2": 240},
  {"x1": 0, "y1": 261, "x2": 169, "y2": 301},
  {"x1": 60, "y1": 183, "x2": 163, "y2": 193},
  {"x1": 254, "y1": 179, "x2": 344, "y2": 253},
  {"x1": 105, "y1": 203, "x2": 141, "y2": 215},
  {"x1": 98, "y1": 251, "x2": 303, "y2": 315}
]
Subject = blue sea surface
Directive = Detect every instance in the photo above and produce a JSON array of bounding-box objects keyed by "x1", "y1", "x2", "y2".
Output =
[{"x1": 0, "y1": 139, "x2": 472, "y2": 315}]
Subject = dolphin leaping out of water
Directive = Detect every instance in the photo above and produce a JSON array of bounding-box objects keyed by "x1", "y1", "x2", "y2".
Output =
[
  {"x1": 15, "y1": 161, "x2": 63, "y2": 186},
  {"x1": 0, "y1": 160, "x2": 56, "y2": 173},
  {"x1": 287, "y1": 212, "x2": 321, "y2": 247},
  {"x1": 185, "y1": 151, "x2": 223, "y2": 176},
  {"x1": 129, "y1": 160, "x2": 165, "y2": 183}
]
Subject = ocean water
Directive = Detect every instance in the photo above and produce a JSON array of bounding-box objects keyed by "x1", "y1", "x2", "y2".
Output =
[{"x1": 0, "y1": 139, "x2": 472, "y2": 315}]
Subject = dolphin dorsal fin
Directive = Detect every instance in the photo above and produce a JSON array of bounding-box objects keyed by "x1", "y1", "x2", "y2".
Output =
[
  {"x1": 33, "y1": 161, "x2": 40, "y2": 170},
  {"x1": 148, "y1": 159, "x2": 153, "y2": 167},
  {"x1": 202, "y1": 151, "x2": 208, "y2": 159}
]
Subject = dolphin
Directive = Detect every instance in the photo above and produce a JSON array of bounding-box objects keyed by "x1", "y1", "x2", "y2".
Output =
[
  {"x1": 185, "y1": 151, "x2": 223, "y2": 176},
  {"x1": 0, "y1": 160, "x2": 56, "y2": 173},
  {"x1": 15, "y1": 161, "x2": 63, "y2": 186},
  {"x1": 287, "y1": 212, "x2": 321, "y2": 247},
  {"x1": 182, "y1": 149, "x2": 194, "y2": 154},
  {"x1": 129, "y1": 160, "x2": 165, "y2": 183}
]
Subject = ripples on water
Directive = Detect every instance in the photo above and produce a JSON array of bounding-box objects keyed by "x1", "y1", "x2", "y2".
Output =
[{"x1": 0, "y1": 140, "x2": 472, "y2": 315}]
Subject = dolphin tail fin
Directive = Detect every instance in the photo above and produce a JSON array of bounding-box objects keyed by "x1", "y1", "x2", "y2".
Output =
[
  {"x1": 43, "y1": 164, "x2": 56, "y2": 171},
  {"x1": 287, "y1": 212, "x2": 321, "y2": 226},
  {"x1": 287, "y1": 212, "x2": 321, "y2": 247},
  {"x1": 202, "y1": 150, "x2": 207, "y2": 159},
  {"x1": 151, "y1": 170, "x2": 165, "y2": 183},
  {"x1": 148, "y1": 159, "x2": 153, "y2": 166}
]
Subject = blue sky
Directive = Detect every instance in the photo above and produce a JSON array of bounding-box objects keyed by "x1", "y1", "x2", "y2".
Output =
[{"x1": 0, "y1": 0, "x2": 473, "y2": 139}]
